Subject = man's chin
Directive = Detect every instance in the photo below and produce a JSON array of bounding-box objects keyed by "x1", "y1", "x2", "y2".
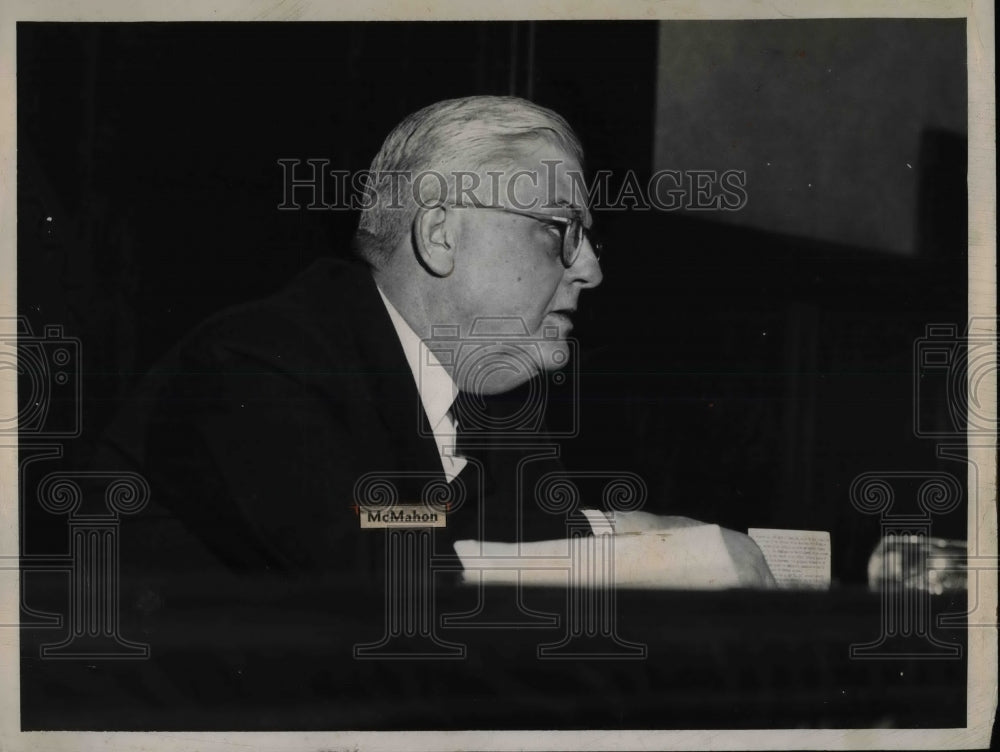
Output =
[
  {"x1": 463, "y1": 360, "x2": 541, "y2": 395},
  {"x1": 453, "y1": 341, "x2": 571, "y2": 395}
]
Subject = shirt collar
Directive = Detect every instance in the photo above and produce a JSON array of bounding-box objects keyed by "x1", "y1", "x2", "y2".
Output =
[{"x1": 376, "y1": 285, "x2": 458, "y2": 432}]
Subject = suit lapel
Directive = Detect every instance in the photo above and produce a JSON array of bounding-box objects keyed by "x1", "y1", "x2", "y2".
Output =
[{"x1": 324, "y1": 258, "x2": 444, "y2": 479}]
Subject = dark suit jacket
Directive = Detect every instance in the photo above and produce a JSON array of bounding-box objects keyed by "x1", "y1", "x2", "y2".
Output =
[
  {"x1": 27, "y1": 257, "x2": 596, "y2": 724},
  {"x1": 98, "y1": 256, "x2": 579, "y2": 590}
]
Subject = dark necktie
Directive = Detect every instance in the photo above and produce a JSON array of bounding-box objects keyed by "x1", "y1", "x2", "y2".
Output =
[
  {"x1": 450, "y1": 390, "x2": 519, "y2": 543},
  {"x1": 450, "y1": 391, "x2": 491, "y2": 466}
]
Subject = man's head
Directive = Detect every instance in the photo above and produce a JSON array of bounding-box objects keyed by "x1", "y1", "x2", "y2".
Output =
[{"x1": 357, "y1": 96, "x2": 603, "y2": 395}]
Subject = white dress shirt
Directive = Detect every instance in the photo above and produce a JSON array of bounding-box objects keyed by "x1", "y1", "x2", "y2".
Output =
[{"x1": 377, "y1": 287, "x2": 467, "y2": 482}]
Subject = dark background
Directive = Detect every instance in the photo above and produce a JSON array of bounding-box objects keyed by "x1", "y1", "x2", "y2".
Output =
[{"x1": 17, "y1": 20, "x2": 968, "y2": 584}]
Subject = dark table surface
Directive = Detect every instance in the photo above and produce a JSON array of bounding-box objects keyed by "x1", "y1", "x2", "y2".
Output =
[{"x1": 20, "y1": 573, "x2": 968, "y2": 731}]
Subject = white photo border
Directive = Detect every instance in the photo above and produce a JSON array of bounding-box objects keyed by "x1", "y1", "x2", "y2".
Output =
[{"x1": 0, "y1": 1, "x2": 994, "y2": 750}]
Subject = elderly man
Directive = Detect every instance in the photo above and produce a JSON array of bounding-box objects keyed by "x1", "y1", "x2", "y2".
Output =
[{"x1": 99, "y1": 95, "x2": 773, "y2": 591}]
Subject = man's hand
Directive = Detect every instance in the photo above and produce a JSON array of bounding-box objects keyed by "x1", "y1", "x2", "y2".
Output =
[
  {"x1": 609, "y1": 510, "x2": 777, "y2": 589},
  {"x1": 718, "y1": 526, "x2": 778, "y2": 589}
]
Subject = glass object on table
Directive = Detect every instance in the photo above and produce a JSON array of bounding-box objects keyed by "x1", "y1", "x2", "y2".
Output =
[{"x1": 867, "y1": 535, "x2": 967, "y2": 594}]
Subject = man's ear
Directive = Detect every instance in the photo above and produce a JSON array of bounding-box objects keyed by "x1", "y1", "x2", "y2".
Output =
[{"x1": 412, "y1": 205, "x2": 455, "y2": 277}]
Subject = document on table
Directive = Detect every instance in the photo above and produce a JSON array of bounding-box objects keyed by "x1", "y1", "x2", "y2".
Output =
[
  {"x1": 454, "y1": 524, "x2": 742, "y2": 590},
  {"x1": 747, "y1": 528, "x2": 831, "y2": 589}
]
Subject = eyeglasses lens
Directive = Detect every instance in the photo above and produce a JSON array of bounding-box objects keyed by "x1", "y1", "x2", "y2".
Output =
[{"x1": 563, "y1": 221, "x2": 583, "y2": 267}]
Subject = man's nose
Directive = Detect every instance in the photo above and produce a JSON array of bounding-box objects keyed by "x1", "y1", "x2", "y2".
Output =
[{"x1": 568, "y1": 236, "x2": 603, "y2": 288}]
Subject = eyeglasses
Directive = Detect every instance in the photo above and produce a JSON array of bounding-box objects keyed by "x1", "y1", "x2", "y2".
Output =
[{"x1": 461, "y1": 201, "x2": 602, "y2": 269}]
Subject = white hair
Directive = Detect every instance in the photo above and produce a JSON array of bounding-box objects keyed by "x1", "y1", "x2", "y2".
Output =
[{"x1": 353, "y1": 95, "x2": 584, "y2": 268}]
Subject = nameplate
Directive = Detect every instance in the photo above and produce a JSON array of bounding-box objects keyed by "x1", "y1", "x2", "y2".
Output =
[{"x1": 358, "y1": 504, "x2": 446, "y2": 529}]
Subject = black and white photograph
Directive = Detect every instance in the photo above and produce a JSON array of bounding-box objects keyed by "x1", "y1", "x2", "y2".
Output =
[{"x1": 0, "y1": 1, "x2": 995, "y2": 750}]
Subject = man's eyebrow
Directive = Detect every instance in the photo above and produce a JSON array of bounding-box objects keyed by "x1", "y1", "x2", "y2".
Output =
[
  {"x1": 550, "y1": 198, "x2": 585, "y2": 215},
  {"x1": 552, "y1": 198, "x2": 594, "y2": 227}
]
